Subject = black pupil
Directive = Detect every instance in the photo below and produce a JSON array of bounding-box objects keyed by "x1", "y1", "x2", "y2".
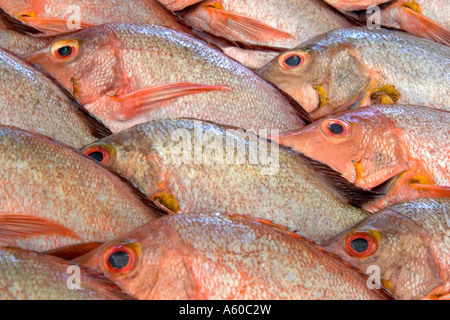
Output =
[
  {"x1": 350, "y1": 238, "x2": 369, "y2": 253},
  {"x1": 57, "y1": 46, "x2": 72, "y2": 57},
  {"x1": 284, "y1": 54, "x2": 301, "y2": 67},
  {"x1": 108, "y1": 251, "x2": 130, "y2": 269},
  {"x1": 328, "y1": 123, "x2": 344, "y2": 135},
  {"x1": 88, "y1": 151, "x2": 104, "y2": 162}
]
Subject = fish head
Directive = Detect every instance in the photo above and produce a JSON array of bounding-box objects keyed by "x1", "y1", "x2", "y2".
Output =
[
  {"x1": 21, "y1": 25, "x2": 122, "y2": 105},
  {"x1": 80, "y1": 126, "x2": 165, "y2": 198},
  {"x1": 323, "y1": 210, "x2": 444, "y2": 299},
  {"x1": 275, "y1": 107, "x2": 403, "y2": 190},
  {"x1": 73, "y1": 220, "x2": 197, "y2": 299},
  {"x1": 258, "y1": 42, "x2": 377, "y2": 120}
]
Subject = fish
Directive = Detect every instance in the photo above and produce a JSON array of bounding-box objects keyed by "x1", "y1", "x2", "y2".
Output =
[
  {"x1": 272, "y1": 105, "x2": 450, "y2": 212},
  {"x1": 73, "y1": 213, "x2": 392, "y2": 299},
  {"x1": 323, "y1": 0, "x2": 450, "y2": 45},
  {"x1": 0, "y1": 0, "x2": 192, "y2": 35},
  {"x1": 0, "y1": 126, "x2": 162, "y2": 252},
  {"x1": 323, "y1": 198, "x2": 450, "y2": 300},
  {"x1": 257, "y1": 27, "x2": 450, "y2": 121},
  {"x1": 80, "y1": 118, "x2": 379, "y2": 243},
  {"x1": 0, "y1": 247, "x2": 133, "y2": 300},
  {"x1": 174, "y1": 0, "x2": 354, "y2": 67},
  {"x1": 0, "y1": 47, "x2": 111, "y2": 149},
  {"x1": 21, "y1": 23, "x2": 306, "y2": 133}
]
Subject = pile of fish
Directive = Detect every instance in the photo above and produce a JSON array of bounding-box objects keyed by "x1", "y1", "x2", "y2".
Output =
[{"x1": 0, "y1": 0, "x2": 448, "y2": 300}]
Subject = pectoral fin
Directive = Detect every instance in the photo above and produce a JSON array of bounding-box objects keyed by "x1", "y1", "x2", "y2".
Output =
[
  {"x1": 410, "y1": 184, "x2": 450, "y2": 198},
  {"x1": 398, "y1": 5, "x2": 450, "y2": 46},
  {"x1": 18, "y1": 16, "x2": 93, "y2": 35},
  {"x1": 193, "y1": 2, "x2": 292, "y2": 43},
  {"x1": 0, "y1": 215, "x2": 79, "y2": 240},
  {"x1": 110, "y1": 82, "x2": 229, "y2": 120}
]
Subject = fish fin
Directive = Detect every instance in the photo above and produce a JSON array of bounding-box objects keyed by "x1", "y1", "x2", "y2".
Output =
[
  {"x1": 44, "y1": 242, "x2": 104, "y2": 260},
  {"x1": 18, "y1": 16, "x2": 93, "y2": 36},
  {"x1": 200, "y1": 3, "x2": 293, "y2": 43},
  {"x1": 409, "y1": 184, "x2": 450, "y2": 198},
  {"x1": 290, "y1": 151, "x2": 384, "y2": 207},
  {"x1": 111, "y1": 83, "x2": 229, "y2": 120},
  {"x1": 0, "y1": 215, "x2": 79, "y2": 240},
  {"x1": 0, "y1": 8, "x2": 43, "y2": 34},
  {"x1": 398, "y1": 5, "x2": 450, "y2": 46}
]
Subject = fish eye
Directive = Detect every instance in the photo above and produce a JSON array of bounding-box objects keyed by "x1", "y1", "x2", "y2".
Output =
[
  {"x1": 81, "y1": 143, "x2": 114, "y2": 165},
  {"x1": 104, "y1": 244, "x2": 137, "y2": 274},
  {"x1": 321, "y1": 118, "x2": 351, "y2": 139},
  {"x1": 344, "y1": 231, "x2": 378, "y2": 258},
  {"x1": 278, "y1": 51, "x2": 309, "y2": 70},
  {"x1": 50, "y1": 39, "x2": 80, "y2": 61}
]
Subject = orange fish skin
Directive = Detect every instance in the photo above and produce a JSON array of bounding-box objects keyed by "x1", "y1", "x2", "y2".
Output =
[
  {"x1": 0, "y1": 247, "x2": 133, "y2": 300},
  {"x1": 323, "y1": 198, "x2": 450, "y2": 300},
  {"x1": 0, "y1": 126, "x2": 161, "y2": 251},
  {"x1": 80, "y1": 118, "x2": 372, "y2": 243},
  {"x1": 74, "y1": 213, "x2": 391, "y2": 300},
  {"x1": 257, "y1": 28, "x2": 450, "y2": 120},
  {"x1": 0, "y1": 0, "x2": 192, "y2": 35},
  {"x1": 0, "y1": 48, "x2": 111, "y2": 149},
  {"x1": 22, "y1": 23, "x2": 305, "y2": 133},
  {"x1": 274, "y1": 104, "x2": 450, "y2": 212}
]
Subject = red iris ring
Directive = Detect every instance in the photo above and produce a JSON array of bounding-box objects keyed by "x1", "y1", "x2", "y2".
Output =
[
  {"x1": 321, "y1": 119, "x2": 351, "y2": 139},
  {"x1": 279, "y1": 52, "x2": 308, "y2": 70},
  {"x1": 103, "y1": 245, "x2": 137, "y2": 274},
  {"x1": 82, "y1": 145, "x2": 110, "y2": 164},
  {"x1": 344, "y1": 232, "x2": 378, "y2": 258}
]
